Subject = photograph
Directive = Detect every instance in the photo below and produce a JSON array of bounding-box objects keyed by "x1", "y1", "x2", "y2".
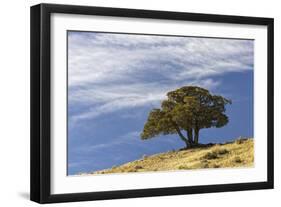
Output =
[
  {"x1": 67, "y1": 31, "x2": 254, "y2": 176},
  {"x1": 30, "y1": 3, "x2": 274, "y2": 203}
]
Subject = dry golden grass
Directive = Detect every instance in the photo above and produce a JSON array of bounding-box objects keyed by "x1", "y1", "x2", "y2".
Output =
[{"x1": 88, "y1": 138, "x2": 254, "y2": 175}]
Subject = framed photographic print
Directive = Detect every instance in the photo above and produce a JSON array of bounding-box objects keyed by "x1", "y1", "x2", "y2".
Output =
[{"x1": 30, "y1": 3, "x2": 274, "y2": 203}]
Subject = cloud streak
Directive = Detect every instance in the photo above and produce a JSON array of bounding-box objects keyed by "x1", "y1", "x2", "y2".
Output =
[
  {"x1": 68, "y1": 32, "x2": 253, "y2": 122},
  {"x1": 83, "y1": 131, "x2": 141, "y2": 152}
]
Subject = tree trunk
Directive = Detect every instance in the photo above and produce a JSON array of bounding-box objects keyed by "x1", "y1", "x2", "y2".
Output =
[
  {"x1": 173, "y1": 124, "x2": 191, "y2": 148},
  {"x1": 184, "y1": 139, "x2": 190, "y2": 148},
  {"x1": 176, "y1": 129, "x2": 190, "y2": 148},
  {"x1": 187, "y1": 129, "x2": 194, "y2": 144},
  {"x1": 194, "y1": 128, "x2": 199, "y2": 145}
]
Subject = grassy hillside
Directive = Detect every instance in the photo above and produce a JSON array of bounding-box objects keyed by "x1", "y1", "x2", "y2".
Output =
[{"x1": 87, "y1": 138, "x2": 254, "y2": 175}]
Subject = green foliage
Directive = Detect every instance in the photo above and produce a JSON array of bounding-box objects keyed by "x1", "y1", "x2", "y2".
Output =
[
  {"x1": 213, "y1": 148, "x2": 229, "y2": 155},
  {"x1": 134, "y1": 165, "x2": 143, "y2": 170},
  {"x1": 201, "y1": 148, "x2": 229, "y2": 160},
  {"x1": 141, "y1": 86, "x2": 231, "y2": 147},
  {"x1": 233, "y1": 156, "x2": 242, "y2": 163},
  {"x1": 202, "y1": 152, "x2": 219, "y2": 160},
  {"x1": 212, "y1": 164, "x2": 220, "y2": 168},
  {"x1": 178, "y1": 165, "x2": 191, "y2": 170},
  {"x1": 235, "y1": 137, "x2": 248, "y2": 144}
]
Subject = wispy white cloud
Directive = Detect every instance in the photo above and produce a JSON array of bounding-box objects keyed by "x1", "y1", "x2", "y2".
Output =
[
  {"x1": 76, "y1": 130, "x2": 178, "y2": 154},
  {"x1": 82, "y1": 131, "x2": 141, "y2": 152},
  {"x1": 68, "y1": 32, "x2": 253, "y2": 122},
  {"x1": 69, "y1": 79, "x2": 220, "y2": 123}
]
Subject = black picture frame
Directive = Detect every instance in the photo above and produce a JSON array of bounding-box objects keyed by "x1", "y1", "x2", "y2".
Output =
[{"x1": 30, "y1": 3, "x2": 274, "y2": 204}]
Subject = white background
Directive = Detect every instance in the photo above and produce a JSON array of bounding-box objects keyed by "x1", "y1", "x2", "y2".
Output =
[
  {"x1": 51, "y1": 13, "x2": 267, "y2": 194},
  {"x1": 0, "y1": 0, "x2": 279, "y2": 206}
]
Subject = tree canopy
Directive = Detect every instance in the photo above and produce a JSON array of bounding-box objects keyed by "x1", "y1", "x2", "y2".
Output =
[{"x1": 141, "y1": 86, "x2": 231, "y2": 148}]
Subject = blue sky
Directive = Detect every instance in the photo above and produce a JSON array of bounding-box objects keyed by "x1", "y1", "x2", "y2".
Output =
[{"x1": 67, "y1": 31, "x2": 254, "y2": 175}]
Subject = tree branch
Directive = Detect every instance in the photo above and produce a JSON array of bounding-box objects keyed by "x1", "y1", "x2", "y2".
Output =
[
  {"x1": 187, "y1": 129, "x2": 194, "y2": 144},
  {"x1": 172, "y1": 122, "x2": 191, "y2": 147}
]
